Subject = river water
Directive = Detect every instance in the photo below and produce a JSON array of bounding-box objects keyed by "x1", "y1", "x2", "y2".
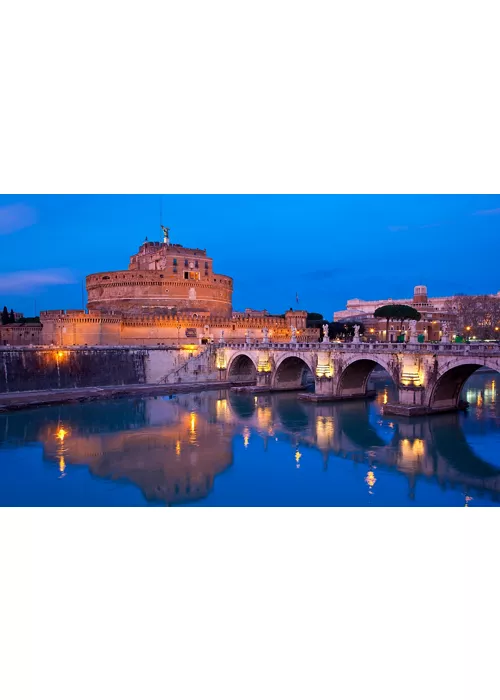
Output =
[{"x1": 1, "y1": 372, "x2": 499, "y2": 506}]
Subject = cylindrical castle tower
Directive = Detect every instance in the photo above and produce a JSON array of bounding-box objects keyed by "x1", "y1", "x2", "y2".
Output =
[{"x1": 86, "y1": 237, "x2": 233, "y2": 317}]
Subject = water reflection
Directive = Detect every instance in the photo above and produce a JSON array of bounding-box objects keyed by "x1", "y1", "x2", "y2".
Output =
[{"x1": 0, "y1": 373, "x2": 500, "y2": 506}]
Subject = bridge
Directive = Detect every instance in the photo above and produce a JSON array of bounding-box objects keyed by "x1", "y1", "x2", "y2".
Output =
[{"x1": 214, "y1": 339, "x2": 500, "y2": 415}]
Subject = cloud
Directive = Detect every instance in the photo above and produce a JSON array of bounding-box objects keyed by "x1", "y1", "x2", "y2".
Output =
[
  {"x1": 0, "y1": 269, "x2": 76, "y2": 294},
  {"x1": 473, "y1": 208, "x2": 500, "y2": 216},
  {"x1": 388, "y1": 225, "x2": 408, "y2": 232},
  {"x1": 0, "y1": 203, "x2": 37, "y2": 235}
]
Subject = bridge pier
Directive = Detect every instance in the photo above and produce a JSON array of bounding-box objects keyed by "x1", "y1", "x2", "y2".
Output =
[{"x1": 384, "y1": 385, "x2": 428, "y2": 416}]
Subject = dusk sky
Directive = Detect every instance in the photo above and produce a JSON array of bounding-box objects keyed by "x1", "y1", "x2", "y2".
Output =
[{"x1": 1, "y1": 194, "x2": 499, "y2": 319}]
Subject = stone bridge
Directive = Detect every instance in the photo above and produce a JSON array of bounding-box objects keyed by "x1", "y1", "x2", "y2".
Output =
[{"x1": 215, "y1": 340, "x2": 500, "y2": 415}]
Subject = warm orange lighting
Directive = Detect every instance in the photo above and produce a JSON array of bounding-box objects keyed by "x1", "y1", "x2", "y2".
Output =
[
  {"x1": 295, "y1": 449, "x2": 302, "y2": 466},
  {"x1": 189, "y1": 412, "x2": 197, "y2": 433},
  {"x1": 59, "y1": 455, "x2": 66, "y2": 473},
  {"x1": 175, "y1": 440, "x2": 181, "y2": 456},
  {"x1": 243, "y1": 427, "x2": 250, "y2": 448},
  {"x1": 369, "y1": 328, "x2": 375, "y2": 333},
  {"x1": 56, "y1": 428, "x2": 67, "y2": 441},
  {"x1": 383, "y1": 388, "x2": 388, "y2": 404},
  {"x1": 465, "y1": 326, "x2": 471, "y2": 331},
  {"x1": 365, "y1": 470, "x2": 376, "y2": 492}
]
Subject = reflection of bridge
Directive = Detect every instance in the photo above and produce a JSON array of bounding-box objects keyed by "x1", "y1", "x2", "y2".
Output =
[
  {"x1": 197, "y1": 390, "x2": 500, "y2": 502},
  {"x1": 216, "y1": 341, "x2": 500, "y2": 415}
]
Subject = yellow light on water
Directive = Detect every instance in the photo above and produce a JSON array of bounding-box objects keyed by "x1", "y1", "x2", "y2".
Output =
[
  {"x1": 56, "y1": 428, "x2": 67, "y2": 441},
  {"x1": 175, "y1": 440, "x2": 181, "y2": 456},
  {"x1": 243, "y1": 427, "x2": 250, "y2": 448}
]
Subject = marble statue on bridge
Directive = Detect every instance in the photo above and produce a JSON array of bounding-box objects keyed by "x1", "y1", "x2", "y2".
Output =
[
  {"x1": 409, "y1": 319, "x2": 418, "y2": 344},
  {"x1": 322, "y1": 324, "x2": 330, "y2": 343},
  {"x1": 352, "y1": 324, "x2": 361, "y2": 344}
]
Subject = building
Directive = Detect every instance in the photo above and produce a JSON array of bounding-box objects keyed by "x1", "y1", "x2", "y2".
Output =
[
  {"x1": 333, "y1": 285, "x2": 463, "y2": 342},
  {"x1": 87, "y1": 229, "x2": 233, "y2": 317},
  {"x1": 40, "y1": 229, "x2": 318, "y2": 346},
  {"x1": 0, "y1": 322, "x2": 43, "y2": 346}
]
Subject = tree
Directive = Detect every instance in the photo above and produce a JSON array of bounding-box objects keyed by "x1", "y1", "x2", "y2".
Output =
[
  {"x1": 306, "y1": 312, "x2": 324, "y2": 327},
  {"x1": 1, "y1": 306, "x2": 9, "y2": 325},
  {"x1": 444, "y1": 294, "x2": 500, "y2": 340},
  {"x1": 374, "y1": 304, "x2": 421, "y2": 339},
  {"x1": 8, "y1": 309, "x2": 15, "y2": 324},
  {"x1": 328, "y1": 321, "x2": 365, "y2": 341}
]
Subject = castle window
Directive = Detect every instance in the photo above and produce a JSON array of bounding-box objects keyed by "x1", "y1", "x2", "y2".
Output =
[
  {"x1": 173, "y1": 268, "x2": 178, "y2": 274},
  {"x1": 185, "y1": 259, "x2": 188, "y2": 267},
  {"x1": 195, "y1": 260, "x2": 199, "y2": 268},
  {"x1": 184, "y1": 271, "x2": 189, "y2": 280},
  {"x1": 205, "y1": 262, "x2": 208, "y2": 269},
  {"x1": 173, "y1": 258, "x2": 177, "y2": 265}
]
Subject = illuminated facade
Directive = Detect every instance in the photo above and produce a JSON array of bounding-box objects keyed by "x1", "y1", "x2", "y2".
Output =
[
  {"x1": 87, "y1": 236, "x2": 233, "y2": 317},
  {"x1": 333, "y1": 285, "x2": 460, "y2": 342},
  {"x1": 38, "y1": 230, "x2": 317, "y2": 347}
]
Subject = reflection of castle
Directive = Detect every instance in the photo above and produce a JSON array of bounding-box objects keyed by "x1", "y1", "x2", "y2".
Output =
[{"x1": 33, "y1": 399, "x2": 235, "y2": 505}]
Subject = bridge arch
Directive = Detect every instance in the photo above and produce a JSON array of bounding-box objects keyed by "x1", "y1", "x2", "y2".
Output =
[
  {"x1": 336, "y1": 354, "x2": 397, "y2": 398},
  {"x1": 272, "y1": 354, "x2": 314, "y2": 391},
  {"x1": 227, "y1": 353, "x2": 257, "y2": 383},
  {"x1": 428, "y1": 358, "x2": 500, "y2": 411}
]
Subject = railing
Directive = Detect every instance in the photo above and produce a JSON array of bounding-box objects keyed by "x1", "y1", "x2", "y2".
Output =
[{"x1": 218, "y1": 341, "x2": 500, "y2": 355}]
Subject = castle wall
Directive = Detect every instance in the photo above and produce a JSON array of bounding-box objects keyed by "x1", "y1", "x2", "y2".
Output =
[
  {"x1": 0, "y1": 323, "x2": 42, "y2": 346},
  {"x1": 38, "y1": 310, "x2": 316, "y2": 347},
  {"x1": 0, "y1": 348, "x2": 147, "y2": 393}
]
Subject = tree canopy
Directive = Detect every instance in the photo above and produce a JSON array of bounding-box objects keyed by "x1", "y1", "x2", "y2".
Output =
[
  {"x1": 328, "y1": 321, "x2": 365, "y2": 340},
  {"x1": 306, "y1": 312, "x2": 324, "y2": 329},
  {"x1": 374, "y1": 304, "x2": 421, "y2": 321},
  {"x1": 1, "y1": 306, "x2": 9, "y2": 325}
]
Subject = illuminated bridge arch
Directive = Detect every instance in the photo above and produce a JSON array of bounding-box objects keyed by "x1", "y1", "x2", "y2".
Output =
[
  {"x1": 336, "y1": 355, "x2": 397, "y2": 398},
  {"x1": 227, "y1": 353, "x2": 258, "y2": 383},
  {"x1": 272, "y1": 354, "x2": 314, "y2": 391},
  {"x1": 428, "y1": 358, "x2": 500, "y2": 412}
]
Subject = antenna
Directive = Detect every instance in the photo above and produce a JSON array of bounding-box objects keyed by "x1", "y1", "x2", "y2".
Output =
[{"x1": 160, "y1": 195, "x2": 163, "y2": 228}]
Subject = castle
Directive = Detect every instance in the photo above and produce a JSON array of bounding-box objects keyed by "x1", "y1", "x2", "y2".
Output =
[{"x1": 38, "y1": 228, "x2": 315, "y2": 347}]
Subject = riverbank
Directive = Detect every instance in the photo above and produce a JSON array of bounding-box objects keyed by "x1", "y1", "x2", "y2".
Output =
[{"x1": 0, "y1": 381, "x2": 234, "y2": 412}]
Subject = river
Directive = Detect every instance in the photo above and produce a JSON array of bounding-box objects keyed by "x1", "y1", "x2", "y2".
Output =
[{"x1": 1, "y1": 371, "x2": 499, "y2": 506}]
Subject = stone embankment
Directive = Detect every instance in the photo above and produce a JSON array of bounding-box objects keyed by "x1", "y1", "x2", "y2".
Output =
[{"x1": 0, "y1": 381, "x2": 233, "y2": 412}]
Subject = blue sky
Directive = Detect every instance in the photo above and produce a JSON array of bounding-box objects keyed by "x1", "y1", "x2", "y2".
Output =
[{"x1": 0, "y1": 194, "x2": 499, "y2": 319}]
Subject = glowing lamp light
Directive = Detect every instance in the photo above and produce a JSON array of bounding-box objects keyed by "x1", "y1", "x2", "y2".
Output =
[
  {"x1": 257, "y1": 359, "x2": 271, "y2": 372},
  {"x1": 401, "y1": 370, "x2": 421, "y2": 387},
  {"x1": 315, "y1": 363, "x2": 333, "y2": 378}
]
